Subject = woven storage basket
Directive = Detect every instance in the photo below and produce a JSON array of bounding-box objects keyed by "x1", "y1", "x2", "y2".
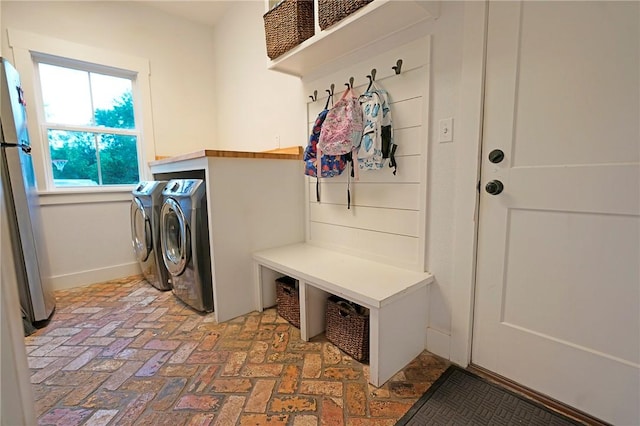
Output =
[
  {"x1": 325, "y1": 296, "x2": 369, "y2": 362},
  {"x1": 264, "y1": 0, "x2": 315, "y2": 60},
  {"x1": 275, "y1": 276, "x2": 300, "y2": 328},
  {"x1": 318, "y1": 0, "x2": 374, "y2": 30}
]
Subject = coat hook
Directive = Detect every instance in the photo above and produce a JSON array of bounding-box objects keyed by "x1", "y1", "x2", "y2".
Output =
[
  {"x1": 325, "y1": 83, "x2": 335, "y2": 97},
  {"x1": 324, "y1": 84, "x2": 335, "y2": 109},
  {"x1": 345, "y1": 76, "x2": 354, "y2": 89},
  {"x1": 309, "y1": 89, "x2": 318, "y2": 102},
  {"x1": 392, "y1": 59, "x2": 403, "y2": 75},
  {"x1": 366, "y1": 68, "x2": 377, "y2": 92}
]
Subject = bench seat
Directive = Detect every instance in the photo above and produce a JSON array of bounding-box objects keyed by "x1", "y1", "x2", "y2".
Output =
[{"x1": 253, "y1": 243, "x2": 434, "y2": 386}]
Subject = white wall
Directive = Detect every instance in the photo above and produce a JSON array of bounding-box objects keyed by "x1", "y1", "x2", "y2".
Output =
[
  {"x1": 211, "y1": 1, "x2": 306, "y2": 152},
  {"x1": 0, "y1": 1, "x2": 220, "y2": 289},
  {"x1": 37, "y1": 194, "x2": 137, "y2": 290}
]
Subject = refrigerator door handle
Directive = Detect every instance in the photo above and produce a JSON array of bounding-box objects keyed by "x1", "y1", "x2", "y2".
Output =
[{"x1": 1, "y1": 142, "x2": 31, "y2": 153}]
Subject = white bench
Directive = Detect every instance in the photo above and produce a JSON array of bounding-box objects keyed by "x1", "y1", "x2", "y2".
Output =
[{"x1": 252, "y1": 243, "x2": 434, "y2": 386}]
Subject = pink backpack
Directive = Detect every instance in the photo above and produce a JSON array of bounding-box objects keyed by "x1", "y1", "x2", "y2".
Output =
[
  {"x1": 318, "y1": 88, "x2": 363, "y2": 156},
  {"x1": 316, "y1": 87, "x2": 363, "y2": 209}
]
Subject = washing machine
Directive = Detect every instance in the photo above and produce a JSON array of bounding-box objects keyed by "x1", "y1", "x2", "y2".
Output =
[
  {"x1": 131, "y1": 181, "x2": 171, "y2": 291},
  {"x1": 160, "y1": 179, "x2": 213, "y2": 312}
]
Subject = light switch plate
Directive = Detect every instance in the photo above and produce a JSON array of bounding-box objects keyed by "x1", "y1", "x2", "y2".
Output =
[{"x1": 438, "y1": 117, "x2": 453, "y2": 143}]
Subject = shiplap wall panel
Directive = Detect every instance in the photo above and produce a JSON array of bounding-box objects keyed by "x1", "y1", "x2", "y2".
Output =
[
  {"x1": 305, "y1": 129, "x2": 422, "y2": 159},
  {"x1": 306, "y1": 66, "x2": 426, "y2": 119},
  {"x1": 389, "y1": 98, "x2": 423, "y2": 129},
  {"x1": 393, "y1": 127, "x2": 422, "y2": 157},
  {"x1": 309, "y1": 203, "x2": 420, "y2": 237},
  {"x1": 303, "y1": 36, "x2": 430, "y2": 272},
  {"x1": 307, "y1": 97, "x2": 422, "y2": 136},
  {"x1": 310, "y1": 182, "x2": 421, "y2": 210},
  {"x1": 309, "y1": 222, "x2": 421, "y2": 269},
  {"x1": 324, "y1": 155, "x2": 422, "y2": 183},
  {"x1": 377, "y1": 66, "x2": 427, "y2": 104},
  {"x1": 306, "y1": 121, "x2": 422, "y2": 159}
]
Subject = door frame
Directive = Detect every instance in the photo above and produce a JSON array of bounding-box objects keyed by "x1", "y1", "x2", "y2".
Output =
[{"x1": 448, "y1": 0, "x2": 489, "y2": 367}]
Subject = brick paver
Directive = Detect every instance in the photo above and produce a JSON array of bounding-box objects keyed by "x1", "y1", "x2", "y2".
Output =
[{"x1": 27, "y1": 275, "x2": 449, "y2": 425}]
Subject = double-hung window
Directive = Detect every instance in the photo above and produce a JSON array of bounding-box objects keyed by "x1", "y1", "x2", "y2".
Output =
[{"x1": 35, "y1": 55, "x2": 141, "y2": 188}]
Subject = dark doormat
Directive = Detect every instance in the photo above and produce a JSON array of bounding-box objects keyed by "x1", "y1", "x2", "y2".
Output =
[{"x1": 396, "y1": 365, "x2": 583, "y2": 425}]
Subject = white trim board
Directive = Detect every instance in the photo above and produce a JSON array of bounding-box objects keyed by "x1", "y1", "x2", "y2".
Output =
[
  {"x1": 449, "y1": 1, "x2": 488, "y2": 366},
  {"x1": 48, "y1": 261, "x2": 141, "y2": 291}
]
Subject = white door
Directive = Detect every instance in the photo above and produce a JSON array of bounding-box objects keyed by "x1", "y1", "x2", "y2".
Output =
[{"x1": 472, "y1": 2, "x2": 639, "y2": 424}]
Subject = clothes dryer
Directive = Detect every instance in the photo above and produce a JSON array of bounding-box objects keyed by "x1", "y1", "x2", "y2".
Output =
[
  {"x1": 131, "y1": 181, "x2": 171, "y2": 290},
  {"x1": 160, "y1": 179, "x2": 213, "y2": 312}
]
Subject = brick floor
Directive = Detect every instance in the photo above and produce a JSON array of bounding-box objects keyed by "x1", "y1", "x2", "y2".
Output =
[{"x1": 27, "y1": 275, "x2": 449, "y2": 425}]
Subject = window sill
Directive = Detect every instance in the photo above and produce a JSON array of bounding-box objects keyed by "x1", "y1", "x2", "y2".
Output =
[{"x1": 38, "y1": 186, "x2": 134, "y2": 206}]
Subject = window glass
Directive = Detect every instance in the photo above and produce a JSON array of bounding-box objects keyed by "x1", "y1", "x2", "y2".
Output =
[
  {"x1": 48, "y1": 129, "x2": 99, "y2": 185},
  {"x1": 97, "y1": 134, "x2": 139, "y2": 184},
  {"x1": 39, "y1": 63, "x2": 92, "y2": 125},
  {"x1": 91, "y1": 73, "x2": 135, "y2": 129}
]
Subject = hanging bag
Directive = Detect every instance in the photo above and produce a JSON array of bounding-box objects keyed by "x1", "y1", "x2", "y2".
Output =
[
  {"x1": 358, "y1": 81, "x2": 397, "y2": 174},
  {"x1": 318, "y1": 87, "x2": 363, "y2": 208},
  {"x1": 318, "y1": 87, "x2": 363, "y2": 156},
  {"x1": 303, "y1": 96, "x2": 348, "y2": 201}
]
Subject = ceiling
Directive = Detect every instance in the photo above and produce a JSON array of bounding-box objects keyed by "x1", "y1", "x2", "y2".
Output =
[{"x1": 144, "y1": 1, "x2": 236, "y2": 27}]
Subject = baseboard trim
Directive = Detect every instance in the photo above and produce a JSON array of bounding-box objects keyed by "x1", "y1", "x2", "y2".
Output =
[
  {"x1": 468, "y1": 364, "x2": 610, "y2": 426},
  {"x1": 48, "y1": 262, "x2": 141, "y2": 291},
  {"x1": 426, "y1": 327, "x2": 450, "y2": 360}
]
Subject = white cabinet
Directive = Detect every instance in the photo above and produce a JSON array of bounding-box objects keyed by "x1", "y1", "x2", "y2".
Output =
[
  {"x1": 150, "y1": 152, "x2": 305, "y2": 323},
  {"x1": 266, "y1": 0, "x2": 440, "y2": 77}
]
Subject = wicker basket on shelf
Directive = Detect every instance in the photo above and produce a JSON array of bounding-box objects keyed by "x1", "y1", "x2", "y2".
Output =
[
  {"x1": 275, "y1": 276, "x2": 300, "y2": 328},
  {"x1": 263, "y1": 0, "x2": 315, "y2": 60},
  {"x1": 325, "y1": 296, "x2": 369, "y2": 362},
  {"x1": 318, "y1": 0, "x2": 373, "y2": 30}
]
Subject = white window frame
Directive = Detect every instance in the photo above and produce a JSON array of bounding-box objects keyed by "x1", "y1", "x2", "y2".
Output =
[
  {"x1": 34, "y1": 53, "x2": 141, "y2": 188},
  {"x1": 6, "y1": 28, "x2": 156, "y2": 199}
]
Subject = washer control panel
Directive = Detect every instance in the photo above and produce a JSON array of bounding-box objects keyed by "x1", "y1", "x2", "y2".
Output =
[
  {"x1": 163, "y1": 179, "x2": 203, "y2": 196},
  {"x1": 132, "y1": 181, "x2": 167, "y2": 196}
]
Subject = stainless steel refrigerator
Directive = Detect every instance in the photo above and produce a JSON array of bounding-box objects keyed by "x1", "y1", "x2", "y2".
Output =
[{"x1": 1, "y1": 57, "x2": 55, "y2": 325}]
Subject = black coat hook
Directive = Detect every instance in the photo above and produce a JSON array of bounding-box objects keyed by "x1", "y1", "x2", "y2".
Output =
[
  {"x1": 309, "y1": 89, "x2": 318, "y2": 102},
  {"x1": 392, "y1": 59, "x2": 403, "y2": 75},
  {"x1": 366, "y1": 68, "x2": 377, "y2": 92},
  {"x1": 345, "y1": 76, "x2": 354, "y2": 90},
  {"x1": 325, "y1": 83, "x2": 335, "y2": 97},
  {"x1": 324, "y1": 84, "x2": 335, "y2": 109}
]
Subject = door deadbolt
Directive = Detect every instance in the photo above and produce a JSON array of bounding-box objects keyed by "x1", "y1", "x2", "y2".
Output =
[
  {"x1": 485, "y1": 180, "x2": 504, "y2": 195},
  {"x1": 488, "y1": 149, "x2": 505, "y2": 164}
]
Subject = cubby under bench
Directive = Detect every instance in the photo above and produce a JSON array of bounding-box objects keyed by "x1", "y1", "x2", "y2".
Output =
[{"x1": 252, "y1": 243, "x2": 434, "y2": 386}]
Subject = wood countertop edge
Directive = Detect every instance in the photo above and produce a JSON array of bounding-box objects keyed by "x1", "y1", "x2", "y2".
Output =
[{"x1": 150, "y1": 147, "x2": 303, "y2": 167}]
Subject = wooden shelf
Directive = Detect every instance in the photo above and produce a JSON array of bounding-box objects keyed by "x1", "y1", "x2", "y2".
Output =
[{"x1": 267, "y1": 0, "x2": 439, "y2": 77}]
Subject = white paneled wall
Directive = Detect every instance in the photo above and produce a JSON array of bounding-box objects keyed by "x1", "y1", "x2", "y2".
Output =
[{"x1": 303, "y1": 37, "x2": 430, "y2": 272}]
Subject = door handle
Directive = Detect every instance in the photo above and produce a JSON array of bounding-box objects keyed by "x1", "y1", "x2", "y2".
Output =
[{"x1": 485, "y1": 180, "x2": 504, "y2": 195}]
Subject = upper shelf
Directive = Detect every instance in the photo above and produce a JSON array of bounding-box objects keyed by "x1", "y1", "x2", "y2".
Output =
[{"x1": 267, "y1": 0, "x2": 440, "y2": 77}]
